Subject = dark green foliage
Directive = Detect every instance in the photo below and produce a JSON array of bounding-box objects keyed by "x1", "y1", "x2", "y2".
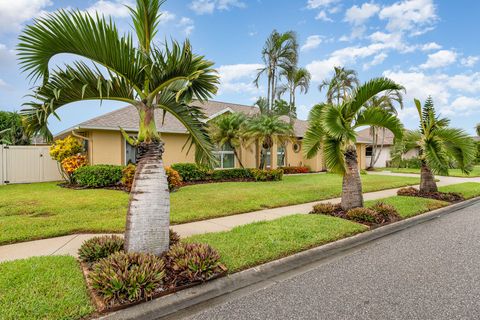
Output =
[
  {"x1": 166, "y1": 243, "x2": 223, "y2": 284},
  {"x1": 171, "y1": 163, "x2": 209, "y2": 182},
  {"x1": 311, "y1": 202, "x2": 341, "y2": 215},
  {"x1": 250, "y1": 169, "x2": 283, "y2": 181},
  {"x1": 211, "y1": 168, "x2": 253, "y2": 180},
  {"x1": 370, "y1": 202, "x2": 400, "y2": 223},
  {"x1": 388, "y1": 157, "x2": 422, "y2": 169},
  {"x1": 0, "y1": 111, "x2": 31, "y2": 145},
  {"x1": 346, "y1": 207, "x2": 379, "y2": 224},
  {"x1": 78, "y1": 235, "x2": 124, "y2": 263},
  {"x1": 89, "y1": 252, "x2": 166, "y2": 306},
  {"x1": 73, "y1": 165, "x2": 123, "y2": 187}
]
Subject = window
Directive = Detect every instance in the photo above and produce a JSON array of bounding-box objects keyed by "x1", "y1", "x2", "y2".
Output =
[
  {"x1": 125, "y1": 137, "x2": 137, "y2": 165},
  {"x1": 214, "y1": 142, "x2": 235, "y2": 169},
  {"x1": 277, "y1": 145, "x2": 286, "y2": 167},
  {"x1": 366, "y1": 146, "x2": 373, "y2": 157}
]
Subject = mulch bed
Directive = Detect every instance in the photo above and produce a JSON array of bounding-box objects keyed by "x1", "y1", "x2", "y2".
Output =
[
  {"x1": 80, "y1": 262, "x2": 227, "y2": 314},
  {"x1": 397, "y1": 187, "x2": 464, "y2": 203}
]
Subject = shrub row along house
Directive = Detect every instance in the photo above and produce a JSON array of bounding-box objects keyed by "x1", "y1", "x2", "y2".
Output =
[{"x1": 55, "y1": 100, "x2": 371, "y2": 171}]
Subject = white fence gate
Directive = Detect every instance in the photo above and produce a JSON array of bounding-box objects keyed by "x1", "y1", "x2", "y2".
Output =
[{"x1": 0, "y1": 145, "x2": 62, "y2": 185}]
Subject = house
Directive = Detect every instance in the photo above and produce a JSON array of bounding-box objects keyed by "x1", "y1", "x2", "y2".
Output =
[
  {"x1": 356, "y1": 128, "x2": 419, "y2": 168},
  {"x1": 55, "y1": 100, "x2": 370, "y2": 171}
]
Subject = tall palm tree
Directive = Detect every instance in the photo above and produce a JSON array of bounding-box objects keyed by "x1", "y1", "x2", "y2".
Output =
[
  {"x1": 304, "y1": 78, "x2": 404, "y2": 210},
  {"x1": 367, "y1": 89, "x2": 404, "y2": 168},
  {"x1": 395, "y1": 97, "x2": 475, "y2": 192},
  {"x1": 209, "y1": 112, "x2": 247, "y2": 168},
  {"x1": 243, "y1": 114, "x2": 295, "y2": 169},
  {"x1": 319, "y1": 66, "x2": 359, "y2": 105},
  {"x1": 277, "y1": 66, "x2": 311, "y2": 116},
  {"x1": 254, "y1": 30, "x2": 298, "y2": 110},
  {"x1": 17, "y1": 0, "x2": 218, "y2": 255}
]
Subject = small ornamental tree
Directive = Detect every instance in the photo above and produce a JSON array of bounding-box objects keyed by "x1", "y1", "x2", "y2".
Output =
[{"x1": 49, "y1": 135, "x2": 85, "y2": 181}]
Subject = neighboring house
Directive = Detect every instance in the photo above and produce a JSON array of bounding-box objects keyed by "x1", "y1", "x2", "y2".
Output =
[
  {"x1": 55, "y1": 100, "x2": 370, "y2": 171},
  {"x1": 357, "y1": 128, "x2": 419, "y2": 168}
]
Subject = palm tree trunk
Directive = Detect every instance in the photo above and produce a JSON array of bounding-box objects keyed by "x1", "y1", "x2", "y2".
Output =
[
  {"x1": 233, "y1": 148, "x2": 244, "y2": 168},
  {"x1": 420, "y1": 161, "x2": 438, "y2": 193},
  {"x1": 124, "y1": 141, "x2": 170, "y2": 255},
  {"x1": 259, "y1": 148, "x2": 266, "y2": 169},
  {"x1": 341, "y1": 147, "x2": 364, "y2": 210}
]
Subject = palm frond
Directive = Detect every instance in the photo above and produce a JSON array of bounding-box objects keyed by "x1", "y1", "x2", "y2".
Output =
[
  {"x1": 323, "y1": 138, "x2": 345, "y2": 174},
  {"x1": 303, "y1": 103, "x2": 326, "y2": 159},
  {"x1": 355, "y1": 107, "x2": 404, "y2": 141},
  {"x1": 436, "y1": 128, "x2": 476, "y2": 173},
  {"x1": 127, "y1": 0, "x2": 164, "y2": 53},
  {"x1": 424, "y1": 137, "x2": 450, "y2": 175}
]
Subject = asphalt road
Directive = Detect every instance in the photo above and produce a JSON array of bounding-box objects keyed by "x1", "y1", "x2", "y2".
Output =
[{"x1": 177, "y1": 201, "x2": 480, "y2": 320}]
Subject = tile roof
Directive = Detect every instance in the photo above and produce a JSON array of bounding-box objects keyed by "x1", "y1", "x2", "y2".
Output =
[
  {"x1": 356, "y1": 127, "x2": 394, "y2": 145},
  {"x1": 57, "y1": 100, "x2": 311, "y2": 138}
]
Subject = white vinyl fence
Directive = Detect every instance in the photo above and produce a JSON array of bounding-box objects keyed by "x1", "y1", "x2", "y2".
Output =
[{"x1": 0, "y1": 145, "x2": 62, "y2": 185}]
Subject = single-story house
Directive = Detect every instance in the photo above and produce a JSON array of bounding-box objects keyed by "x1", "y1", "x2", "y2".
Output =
[
  {"x1": 356, "y1": 128, "x2": 419, "y2": 168},
  {"x1": 55, "y1": 100, "x2": 371, "y2": 171}
]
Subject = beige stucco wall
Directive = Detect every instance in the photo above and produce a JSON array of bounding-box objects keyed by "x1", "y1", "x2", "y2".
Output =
[
  {"x1": 162, "y1": 133, "x2": 196, "y2": 166},
  {"x1": 90, "y1": 130, "x2": 123, "y2": 165},
  {"x1": 356, "y1": 143, "x2": 367, "y2": 170}
]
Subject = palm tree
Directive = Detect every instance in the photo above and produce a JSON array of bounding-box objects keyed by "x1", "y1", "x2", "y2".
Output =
[
  {"x1": 243, "y1": 114, "x2": 295, "y2": 169},
  {"x1": 396, "y1": 97, "x2": 475, "y2": 192},
  {"x1": 304, "y1": 78, "x2": 404, "y2": 210},
  {"x1": 17, "y1": 0, "x2": 218, "y2": 255},
  {"x1": 476, "y1": 123, "x2": 480, "y2": 136},
  {"x1": 277, "y1": 66, "x2": 311, "y2": 116},
  {"x1": 0, "y1": 111, "x2": 31, "y2": 145},
  {"x1": 254, "y1": 30, "x2": 298, "y2": 110},
  {"x1": 367, "y1": 90, "x2": 404, "y2": 168},
  {"x1": 318, "y1": 66, "x2": 359, "y2": 105},
  {"x1": 209, "y1": 112, "x2": 247, "y2": 168}
]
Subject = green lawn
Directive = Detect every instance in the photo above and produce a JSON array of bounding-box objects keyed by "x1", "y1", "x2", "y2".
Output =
[
  {"x1": 0, "y1": 256, "x2": 94, "y2": 320},
  {"x1": 185, "y1": 214, "x2": 367, "y2": 272},
  {"x1": 440, "y1": 182, "x2": 480, "y2": 199},
  {"x1": 0, "y1": 174, "x2": 419, "y2": 244},
  {"x1": 366, "y1": 196, "x2": 448, "y2": 218},
  {"x1": 381, "y1": 166, "x2": 480, "y2": 177}
]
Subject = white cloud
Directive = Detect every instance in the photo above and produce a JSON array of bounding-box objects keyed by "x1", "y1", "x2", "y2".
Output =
[
  {"x1": 189, "y1": 0, "x2": 245, "y2": 15},
  {"x1": 86, "y1": 0, "x2": 133, "y2": 18},
  {"x1": 301, "y1": 35, "x2": 322, "y2": 52},
  {"x1": 306, "y1": 0, "x2": 339, "y2": 9},
  {"x1": 0, "y1": 0, "x2": 52, "y2": 33},
  {"x1": 363, "y1": 52, "x2": 387, "y2": 70},
  {"x1": 446, "y1": 96, "x2": 480, "y2": 116},
  {"x1": 379, "y1": 0, "x2": 437, "y2": 35},
  {"x1": 461, "y1": 56, "x2": 479, "y2": 67},
  {"x1": 315, "y1": 10, "x2": 333, "y2": 22},
  {"x1": 0, "y1": 79, "x2": 8, "y2": 89},
  {"x1": 217, "y1": 63, "x2": 263, "y2": 95},
  {"x1": 177, "y1": 17, "x2": 195, "y2": 36},
  {"x1": 345, "y1": 2, "x2": 380, "y2": 26},
  {"x1": 420, "y1": 50, "x2": 457, "y2": 69},
  {"x1": 421, "y1": 42, "x2": 442, "y2": 51}
]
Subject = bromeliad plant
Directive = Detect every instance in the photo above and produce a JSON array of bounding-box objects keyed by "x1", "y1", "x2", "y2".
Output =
[
  {"x1": 18, "y1": 0, "x2": 218, "y2": 255},
  {"x1": 394, "y1": 97, "x2": 475, "y2": 192},
  {"x1": 303, "y1": 77, "x2": 404, "y2": 210}
]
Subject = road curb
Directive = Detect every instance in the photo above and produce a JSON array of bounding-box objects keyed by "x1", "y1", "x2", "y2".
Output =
[{"x1": 98, "y1": 197, "x2": 480, "y2": 320}]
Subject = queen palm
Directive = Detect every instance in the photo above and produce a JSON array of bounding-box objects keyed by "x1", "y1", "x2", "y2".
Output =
[
  {"x1": 17, "y1": 0, "x2": 218, "y2": 255},
  {"x1": 243, "y1": 114, "x2": 295, "y2": 169},
  {"x1": 277, "y1": 66, "x2": 311, "y2": 116},
  {"x1": 396, "y1": 97, "x2": 475, "y2": 192},
  {"x1": 304, "y1": 78, "x2": 404, "y2": 210},
  {"x1": 319, "y1": 66, "x2": 359, "y2": 105},
  {"x1": 254, "y1": 30, "x2": 298, "y2": 110},
  {"x1": 209, "y1": 112, "x2": 247, "y2": 168}
]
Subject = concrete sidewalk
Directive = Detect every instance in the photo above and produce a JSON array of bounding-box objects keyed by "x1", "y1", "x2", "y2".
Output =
[{"x1": 1, "y1": 173, "x2": 479, "y2": 263}]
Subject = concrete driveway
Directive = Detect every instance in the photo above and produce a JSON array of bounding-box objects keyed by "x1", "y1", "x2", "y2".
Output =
[{"x1": 177, "y1": 201, "x2": 480, "y2": 320}]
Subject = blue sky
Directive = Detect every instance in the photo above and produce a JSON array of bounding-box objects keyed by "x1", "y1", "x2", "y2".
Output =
[{"x1": 0, "y1": 0, "x2": 479, "y2": 134}]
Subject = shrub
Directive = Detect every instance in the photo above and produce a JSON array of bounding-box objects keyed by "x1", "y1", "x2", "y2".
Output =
[
  {"x1": 280, "y1": 166, "x2": 310, "y2": 174},
  {"x1": 61, "y1": 154, "x2": 87, "y2": 182},
  {"x1": 211, "y1": 168, "x2": 253, "y2": 180},
  {"x1": 360, "y1": 169, "x2": 368, "y2": 175},
  {"x1": 169, "y1": 229, "x2": 181, "y2": 246},
  {"x1": 311, "y1": 202, "x2": 341, "y2": 215},
  {"x1": 370, "y1": 202, "x2": 400, "y2": 223},
  {"x1": 121, "y1": 164, "x2": 136, "y2": 191},
  {"x1": 49, "y1": 135, "x2": 84, "y2": 162},
  {"x1": 388, "y1": 157, "x2": 422, "y2": 169},
  {"x1": 171, "y1": 163, "x2": 209, "y2": 182},
  {"x1": 397, "y1": 187, "x2": 464, "y2": 202},
  {"x1": 397, "y1": 187, "x2": 419, "y2": 197},
  {"x1": 165, "y1": 243, "x2": 223, "y2": 285},
  {"x1": 89, "y1": 252, "x2": 165, "y2": 305},
  {"x1": 166, "y1": 167, "x2": 182, "y2": 191},
  {"x1": 250, "y1": 169, "x2": 283, "y2": 181},
  {"x1": 346, "y1": 207, "x2": 379, "y2": 224},
  {"x1": 73, "y1": 165, "x2": 123, "y2": 188},
  {"x1": 78, "y1": 235, "x2": 124, "y2": 264}
]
